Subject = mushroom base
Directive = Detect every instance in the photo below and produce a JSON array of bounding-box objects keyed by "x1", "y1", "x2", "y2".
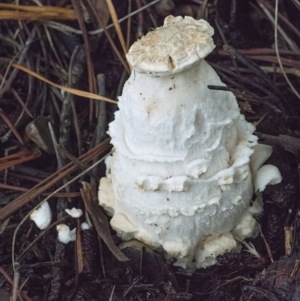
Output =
[{"x1": 99, "y1": 152, "x2": 261, "y2": 270}]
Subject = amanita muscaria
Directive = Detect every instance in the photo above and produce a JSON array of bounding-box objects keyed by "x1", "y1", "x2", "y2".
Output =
[{"x1": 99, "y1": 16, "x2": 282, "y2": 270}]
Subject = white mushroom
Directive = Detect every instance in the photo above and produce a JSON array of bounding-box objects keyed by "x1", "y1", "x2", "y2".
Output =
[
  {"x1": 81, "y1": 222, "x2": 90, "y2": 231},
  {"x1": 65, "y1": 208, "x2": 83, "y2": 218},
  {"x1": 250, "y1": 144, "x2": 273, "y2": 176},
  {"x1": 98, "y1": 16, "x2": 282, "y2": 270},
  {"x1": 56, "y1": 224, "x2": 76, "y2": 244},
  {"x1": 30, "y1": 201, "x2": 52, "y2": 230}
]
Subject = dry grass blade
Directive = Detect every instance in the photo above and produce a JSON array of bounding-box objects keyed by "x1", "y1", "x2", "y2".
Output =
[
  {"x1": 0, "y1": 109, "x2": 23, "y2": 145},
  {"x1": 86, "y1": 0, "x2": 130, "y2": 74},
  {"x1": 109, "y1": 285, "x2": 116, "y2": 301},
  {"x1": 80, "y1": 181, "x2": 130, "y2": 262},
  {"x1": 274, "y1": 0, "x2": 300, "y2": 99},
  {"x1": 257, "y1": 0, "x2": 298, "y2": 51},
  {"x1": 291, "y1": 0, "x2": 300, "y2": 10},
  {"x1": 106, "y1": 0, "x2": 128, "y2": 55},
  {"x1": 0, "y1": 150, "x2": 41, "y2": 172},
  {"x1": 258, "y1": 0, "x2": 300, "y2": 40},
  {"x1": 11, "y1": 89, "x2": 33, "y2": 118},
  {"x1": 0, "y1": 4, "x2": 76, "y2": 20},
  {"x1": 12, "y1": 64, "x2": 118, "y2": 104}
]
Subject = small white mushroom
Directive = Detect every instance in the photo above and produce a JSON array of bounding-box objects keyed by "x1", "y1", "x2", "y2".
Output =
[
  {"x1": 98, "y1": 16, "x2": 282, "y2": 270},
  {"x1": 30, "y1": 201, "x2": 52, "y2": 230},
  {"x1": 255, "y1": 164, "x2": 282, "y2": 192},
  {"x1": 65, "y1": 208, "x2": 83, "y2": 218},
  {"x1": 81, "y1": 222, "x2": 90, "y2": 231},
  {"x1": 56, "y1": 224, "x2": 76, "y2": 244}
]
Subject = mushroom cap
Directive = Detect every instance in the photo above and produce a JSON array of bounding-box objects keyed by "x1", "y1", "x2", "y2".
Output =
[
  {"x1": 65, "y1": 207, "x2": 83, "y2": 218},
  {"x1": 126, "y1": 15, "x2": 215, "y2": 76}
]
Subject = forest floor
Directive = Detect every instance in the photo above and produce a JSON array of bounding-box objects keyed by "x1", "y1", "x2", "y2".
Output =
[{"x1": 0, "y1": 0, "x2": 300, "y2": 300}]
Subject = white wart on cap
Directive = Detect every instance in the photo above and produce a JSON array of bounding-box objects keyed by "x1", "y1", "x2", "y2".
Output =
[{"x1": 126, "y1": 15, "x2": 215, "y2": 76}]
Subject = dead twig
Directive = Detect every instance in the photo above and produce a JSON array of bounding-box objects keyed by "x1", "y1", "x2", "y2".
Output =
[
  {"x1": 11, "y1": 262, "x2": 20, "y2": 301},
  {"x1": 256, "y1": 132, "x2": 300, "y2": 153},
  {"x1": 80, "y1": 181, "x2": 130, "y2": 262},
  {"x1": 243, "y1": 286, "x2": 280, "y2": 301},
  {"x1": 257, "y1": 222, "x2": 274, "y2": 263}
]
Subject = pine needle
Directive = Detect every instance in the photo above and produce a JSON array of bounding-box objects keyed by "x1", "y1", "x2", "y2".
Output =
[
  {"x1": 274, "y1": 0, "x2": 300, "y2": 99},
  {"x1": 12, "y1": 64, "x2": 117, "y2": 104},
  {"x1": 106, "y1": 0, "x2": 128, "y2": 55}
]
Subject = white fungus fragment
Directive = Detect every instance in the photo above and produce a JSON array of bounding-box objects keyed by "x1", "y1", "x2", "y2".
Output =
[
  {"x1": 255, "y1": 164, "x2": 282, "y2": 192},
  {"x1": 195, "y1": 234, "x2": 239, "y2": 268},
  {"x1": 65, "y1": 208, "x2": 83, "y2": 218},
  {"x1": 56, "y1": 224, "x2": 76, "y2": 244},
  {"x1": 232, "y1": 212, "x2": 258, "y2": 240},
  {"x1": 81, "y1": 222, "x2": 90, "y2": 231},
  {"x1": 30, "y1": 201, "x2": 52, "y2": 230}
]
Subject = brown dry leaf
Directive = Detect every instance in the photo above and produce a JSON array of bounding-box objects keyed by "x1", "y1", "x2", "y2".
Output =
[
  {"x1": 80, "y1": 182, "x2": 130, "y2": 262},
  {"x1": 25, "y1": 117, "x2": 55, "y2": 154}
]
